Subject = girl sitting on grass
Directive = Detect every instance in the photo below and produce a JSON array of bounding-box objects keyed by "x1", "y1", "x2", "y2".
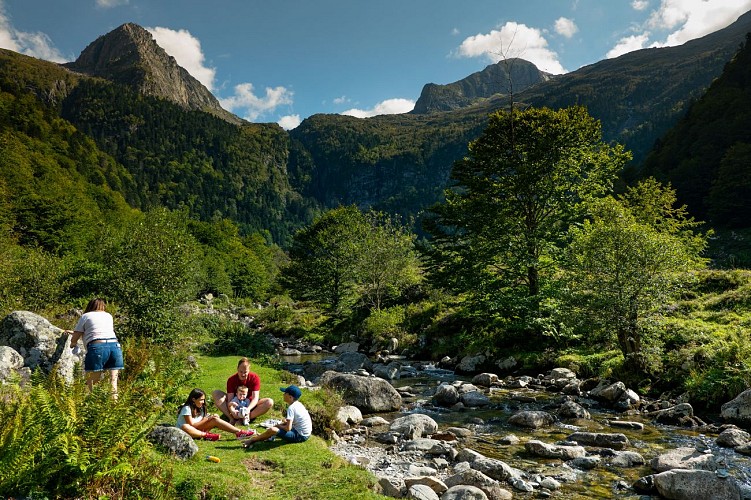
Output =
[{"x1": 177, "y1": 388, "x2": 255, "y2": 441}]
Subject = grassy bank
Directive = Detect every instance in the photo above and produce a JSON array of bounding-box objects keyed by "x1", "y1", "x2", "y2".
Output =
[{"x1": 166, "y1": 355, "x2": 385, "y2": 500}]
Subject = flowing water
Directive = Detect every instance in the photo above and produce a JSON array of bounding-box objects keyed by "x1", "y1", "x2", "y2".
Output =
[{"x1": 283, "y1": 355, "x2": 751, "y2": 498}]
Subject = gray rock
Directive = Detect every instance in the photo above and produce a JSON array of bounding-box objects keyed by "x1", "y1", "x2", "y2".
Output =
[
  {"x1": 445, "y1": 427, "x2": 473, "y2": 439},
  {"x1": 589, "y1": 380, "x2": 627, "y2": 403},
  {"x1": 0, "y1": 311, "x2": 81, "y2": 383},
  {"x1": 408, "y1": 465, "x2": 438, "y2": 477},
  {"x1": 362, "y1": 416, "x2": 390, "y2": 427},
  {"x1": 408, "y1": 483, "x2": 440, "y2": 500},
  {"x1": 717, "y1": 427, "x2": 750, "y2": 448},
  {"x1": 571, "y1": 456, "x2": 601, "y2": 469},
  {"x1": 373, "y1": 361, "x2": 402, "y2": 380},
  {"x1": 457, "y1": 353, "x2": 486, "y2": 373},
  {"x1": 509, "y1": 477, "x2": 534, "y2": 492},
  {"x1": 654, "y1": 403, "x2": 697, "y2": 426},
  {"x1": 549, "y1": 367, "x2": 577, "y2": 379},
  {"x1": 653, "y1": 469, "x2": 742, "y2": 500},
  {"x1": 609, "y1": 450, "x2": 645, "y2": 467},
  {"x1": 336, "y1": 405, "x2": 364, "y2": 426},
  {"x1": 722, "y1": 389, "x2": 751, "y2": 426},
  {"x1": 404, "y1": 438, "x2": 454, "y2": 455},
  {"x1": 444, "y1": 468, "x2": 498, "y2": 489},
  {"x1": 405, "y1": 477, "x2": 447, "y2": 495},
  {"x1": 379, "y1": 476, "x2": 405, "y2": 497},
  {"x1": 540, "y1": 477, "x2": 560, "y2": 490},
  {"x1": 441, "y1": 485, "x2": 489, "y2": 500},
  {"x1": 559, "y1": 400, "x2": 591, "y2": 419},
  {"x1": 508, "y1": 410, "x2": 555, "y2": 429},
  {"x1": 391, "y1": 413, "x2": 439, "y2": 439},
  {"x1": 334, "y1": 342, "x2": 360, "y2": 353},
  {"x1": 525, "y1": 439, "x2": 586, "y2": 459},
  {"x1": 0, "y1": 345, "x2": 24, "y2": 382},
  {"x1": 460, "y1": 391, "x2": 491, "y2": 407},
  {"x1": 498, "y1": 434, "x2": 519, "y2": 445},
  {"x1": 471, "y1": 373, "x2": 499, "y2": 387},
  {"x1": 433, "y1": 383, "x2": 460, "y2": 406},
  {"x1": 607, "y1": 420, "x2": 644, "y2": 430},
  {"x1": 147, "y1": 424, "x2": 199, "y2": 459},
  {"x1": 494, "y1": 356, "x2": 517, "y2": 372},
  {"x1": 567, "y1": 431, "x2": 630, "y2": 450},
  {"x1": 735, "y1": 442, "x2": 751, "y2": 456},
  {"x1": 470, "y1": 456, "x2": 520, "y2": 482},
  {"x1": 320, "y1": 371, "x2": 402, "y2": 413},
  {"x1": 336, "y1": 351, "x2": 373, "y2": 373},
  {"x1": 651, "y1": 447, "x2": 718, "y2": 472}
]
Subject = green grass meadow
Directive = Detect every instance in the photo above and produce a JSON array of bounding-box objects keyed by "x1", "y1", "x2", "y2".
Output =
[{"x1": 166, "y1": 355, "x2": 385, "y2": 500}]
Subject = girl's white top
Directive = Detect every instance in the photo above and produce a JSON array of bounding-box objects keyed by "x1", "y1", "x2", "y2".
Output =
[{"x1": 74, "y1": 310, "x2": 116, "y2": 346}]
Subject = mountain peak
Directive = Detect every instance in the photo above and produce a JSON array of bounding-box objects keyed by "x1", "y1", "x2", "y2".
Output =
[
  {"x1": 411, "y1": 58, "x2": 552, "y2": 114},
  {"x1": 64, "y1": 23, "x2": 240, "y2": 124}
]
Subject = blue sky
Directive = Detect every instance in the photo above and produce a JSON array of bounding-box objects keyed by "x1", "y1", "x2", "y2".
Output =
[{"x1": 2, "y1": 0, "x2": 751, "y2": 129}]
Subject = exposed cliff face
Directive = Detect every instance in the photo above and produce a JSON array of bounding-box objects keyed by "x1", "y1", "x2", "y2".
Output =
[
  {"x1": 412, "y1": 58, "x2": 551, "y2": 114},
  {"x1": 64, "y1": 23, "x2": 241, "y2": 124}
]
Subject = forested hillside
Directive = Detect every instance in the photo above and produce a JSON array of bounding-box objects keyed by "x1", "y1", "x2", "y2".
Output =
[{"x1": 643, "y1": 33, "x2": 751, "y2": 228}]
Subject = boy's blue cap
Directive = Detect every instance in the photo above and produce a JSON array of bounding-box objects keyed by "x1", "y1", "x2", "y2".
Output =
[{"x1": 280, "y1": 385, "x2": 302, "y2": 399}]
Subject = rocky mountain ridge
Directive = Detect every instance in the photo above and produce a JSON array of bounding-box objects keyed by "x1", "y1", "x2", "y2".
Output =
[
  {"x1": 412, "y1": 58, "x2": 552, "y2": 114},
  {"x1": 63, "y1": 22, "x2": 241, "y2": 125}
]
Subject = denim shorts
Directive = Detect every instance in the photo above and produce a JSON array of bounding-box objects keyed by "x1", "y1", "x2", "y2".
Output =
[
  {"x1": 84, "y1": 341, "x2": 124, "y2": 372},
  {"x1": 275, "y1": 427, "x2": 309, "y2": 443}
]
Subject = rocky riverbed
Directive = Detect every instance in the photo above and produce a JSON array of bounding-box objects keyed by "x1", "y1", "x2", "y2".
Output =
[{"x1": 281, "y1": 343, "x2": 751, "y2": 499}]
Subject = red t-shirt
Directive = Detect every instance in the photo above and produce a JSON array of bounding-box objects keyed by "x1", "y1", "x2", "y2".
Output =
[{"x1": 226, "y1": 371, "x2": 260, "y2": 396}]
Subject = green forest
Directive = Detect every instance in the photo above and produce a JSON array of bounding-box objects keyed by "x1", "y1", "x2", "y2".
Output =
[{"x1": 1, "y1": 34, "x2": 751, "y2": 500}]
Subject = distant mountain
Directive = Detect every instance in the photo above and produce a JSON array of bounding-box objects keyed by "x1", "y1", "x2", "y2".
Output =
[
  {"x1": 412, "y1": 58, "x2": 551, "y2": 114},
  {"x1": 64, "y1": 23, "x2": 241, "y2": 125}
]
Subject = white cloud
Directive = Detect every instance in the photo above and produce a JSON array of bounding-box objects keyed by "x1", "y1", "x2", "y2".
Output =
[
  {"x1": 341, "y1": 98, "x2": 415, "y2": 118},
  {"x1": 278, "y1": 114, "x2": 301, "y2": 130},
  {"x1": 147, "y1": 26, "x2": 216, "y2": 91},
  {"x1": 451, "y1": 27, "x2": 460, "y2": 36},
  {"x1": 631, "y1": 0, "x2": 649, "y2": 11},
  {"x1": 220, "y1": 83, "x2": 294, "y2": 121},
  {"x1": 333, "y1": 95, "x2": 349, "y2": 105},
  {"x1": 647, "y1": 0, "x2": 751, "y2": 47},
  {"x1": 606, "y1": 33, "x2": 650, "y2": 58},
  {"x1": 95, "y1": 0, "x2": 129, "y2": 8},
  {"x1": 455, "y1": 21, "x2": 567, "y2": 74},
  {"x1": 554, "y1": 17, "x2": 578, "y2": 38},
  {"x1": 0, "y1": 2, "x2": 66, "y2": 62},
  {"x1": 606, "y1": 0, "x2": 751, "y2": 59}
]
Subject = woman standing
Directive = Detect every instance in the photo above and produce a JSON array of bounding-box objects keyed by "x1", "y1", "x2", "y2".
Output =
[{"x1": 67, "y1": 298, "x2": 123, "y2": 395}]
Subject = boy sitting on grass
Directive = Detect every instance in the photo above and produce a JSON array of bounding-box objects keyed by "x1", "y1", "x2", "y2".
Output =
[{"x1": 242, "y1": 385, "x2": 311, "y2": 447}]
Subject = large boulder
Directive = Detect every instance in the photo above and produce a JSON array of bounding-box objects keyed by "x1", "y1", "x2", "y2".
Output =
[
  {"x1": 147, "y1": 424, "x2": 199, "y2": 459},
  {"x1": 650, "y1": 447, "x2": 718, "y2": 472},
  {"x1": 0, "y1": 311, "x2": 82, "y2": 383},
  {"x1": 652, "y1": 469, "x2": 742, "y2": 500},
  {"x1": 558, "y1": 400, "x2": 591, "y2": 420},
  {"x1": 721, "y1": 389, "x2": 751, "y2": 427},
  {"x1": 373, "y1": 361, "x2": 401, "y2": 380},
  {"x1": 460, "y1": 391, "x2": 491, "y2": 407},
  {"x1": 524, "y1": 439, "x2": 586, "y2": 459},
  {"x1": 471, "y1": 373, "x2": 499, "y2": 387},
  {"x1": 390, "y1": 413, "x2": 438, "y2": 439},
  {"x1": 319, "y1": 371, "x2": 402, "y2": 413},
  {"x1": 433, "y1": 383, "x2": 460, "y2": 406},
  {"x1": 508, "y1": 410, "x2": 555, "y2": 429},
  {"x1": 716, "y1": 427, "x2": 750, "y2": 448},
  {"x1": 567, "y1": 432, "x2": 630, "y2": 450}
]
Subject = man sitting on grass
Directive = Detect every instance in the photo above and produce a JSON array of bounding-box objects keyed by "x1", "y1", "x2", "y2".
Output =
[{"x1": 242, "y1": 385, "x2": 311, "y2": 448}]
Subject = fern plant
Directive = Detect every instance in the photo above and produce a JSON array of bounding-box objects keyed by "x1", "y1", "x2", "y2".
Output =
[{"x1": 0, "y1": 339, "x2": 194, "y2": 498}]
